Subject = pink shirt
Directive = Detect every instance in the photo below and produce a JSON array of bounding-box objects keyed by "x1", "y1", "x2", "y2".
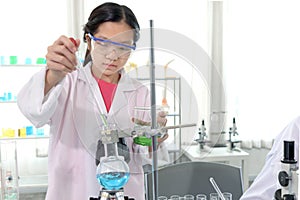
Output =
[{"x1": 94, "y1": 77, "x2": 118, "y2": 112}]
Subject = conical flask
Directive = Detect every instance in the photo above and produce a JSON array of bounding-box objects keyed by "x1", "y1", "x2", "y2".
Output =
[{"x1": 96, "y1": 125, "x2": 130, "y2": 190}]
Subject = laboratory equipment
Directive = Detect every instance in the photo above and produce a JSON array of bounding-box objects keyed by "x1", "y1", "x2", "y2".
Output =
[
  {"x1": 132, "y1": 106, "x2": 194, "y2": 147},
  {"x1": 209, "y1": 193, "x2": 219, "y2": 200},
  {"x1": 209, "y1": 177, "x2": 226, "y2": 200},
  {"x1": 0, "y1": 141, "x2": 19, "y2": 200},
  {"x1": 158, "y1": 196, "x2": 168, "y2": 200},
  {"x1": 227, "y1": 118, "x2": 241, "y2": 152},
  {"x1": 132, "y1": 106, "x2": 159, "y2": 146},
  {"x1": 222, "y1": 192, "x2": 232, "y2": 200},
  {"x1": 274, "y1": 140, "x2": 298, "y2": 200},
  {"x1": 170, "y1": 195, "x2": 180, "y2": 200},
  {"x1": 184, "y1": 194, "x2": 195, "y2": 199},
  {"x1": 209, "y1": 192, "x2": 232, "y2": 200},
  {"x1": 195, "y1": 120, "x2": 208, "y2": 150},
  {"x1": 196, "y1": 194, "x2": 207, "y2": 200},
  {"x1": 95, "y1": 124, "x2": 130, "y2": 200}
]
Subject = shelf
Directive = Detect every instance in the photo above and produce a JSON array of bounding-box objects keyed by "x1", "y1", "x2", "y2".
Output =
[
  {"x1": 0, "y1": 65, "x2": 45, "y2": 68},
  {"x1": 0, "y1": 136, "x2": 49, "y2": 141},
  {"x1": 19, "y1": 175, "x2": 48, "y2": 194},
  {"x1": 0, "y1": 101, "x2": 17, "y2": 103},
  {"x1": 167, "y1": 113, "x2": 180, "y2": 117}
]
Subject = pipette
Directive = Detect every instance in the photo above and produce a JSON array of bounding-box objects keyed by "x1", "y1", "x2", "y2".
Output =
[
  {"x1": 69, "y1": 37, "x2": 108, "y2": 127},
  {"x1": 209, "y1": 177, "x2": 226, "y2": 200}
]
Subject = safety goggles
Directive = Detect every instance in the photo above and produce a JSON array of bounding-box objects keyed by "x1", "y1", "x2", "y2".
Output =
[{"x1": 88, "y1": 33, "x2": 136, "y2": 58}]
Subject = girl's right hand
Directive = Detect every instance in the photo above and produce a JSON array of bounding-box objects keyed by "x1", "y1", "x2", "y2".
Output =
[{"x1": 44, "y1": 36, "x2": 80, "y2": 93}]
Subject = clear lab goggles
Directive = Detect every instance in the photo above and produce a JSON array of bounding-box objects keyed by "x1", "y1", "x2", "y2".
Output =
[{"x1": 88, "y1": 33, "x2": 136, "y2": 58}]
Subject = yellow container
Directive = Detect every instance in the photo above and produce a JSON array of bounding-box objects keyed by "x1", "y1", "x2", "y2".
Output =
[
  {"x1": 18, "y1": 128, "x2": 26, "y2": 137},
  {"x1": 2, "y1": 128, "x2": 15, "y2": 137}
]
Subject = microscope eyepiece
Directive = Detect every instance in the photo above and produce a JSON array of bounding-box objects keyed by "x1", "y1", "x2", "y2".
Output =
[{"x1": 282, "y1": 141, "x2": 297, "y2": 164}]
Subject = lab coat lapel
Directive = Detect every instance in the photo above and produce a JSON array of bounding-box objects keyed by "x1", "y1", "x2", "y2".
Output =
[
  {"x1": 109, "y1": 72, "x2": 136, "y2": 116},
  {"x1": 78, "y1": 64, "x2": 108, "y2": 116},
  {"x1": 73, "y1": 64, "x2": 108, "y2": 157}
]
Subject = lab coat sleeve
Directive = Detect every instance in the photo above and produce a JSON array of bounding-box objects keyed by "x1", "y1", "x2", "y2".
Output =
[
  {"x1": 240, "y1": 116, "x2": 300, "y2": 200},
  {"x1": 17, "y1": 68, "x2": 65, "y2": 128}
]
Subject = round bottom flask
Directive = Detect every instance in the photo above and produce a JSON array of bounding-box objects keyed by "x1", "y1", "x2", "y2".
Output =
[{"x1": 96, "y1": 154, "x2": 130, "y2": 190}]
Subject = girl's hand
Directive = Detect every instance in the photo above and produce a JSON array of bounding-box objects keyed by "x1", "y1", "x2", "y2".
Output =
[
  {"x1": 157, "y1": 111, "x2": 167, "y2": 127},
  {"x1": 44, "y1": 35, "x2": 80, "y2": 94}
]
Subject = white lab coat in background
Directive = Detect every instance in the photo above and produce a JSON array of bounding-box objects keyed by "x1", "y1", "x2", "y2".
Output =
[
  {"x1": 240, "y1": 116, "x2": 300, "y2": 200},
  {"x1": 17, "y1": 62, "x2": 165, "y2": 200}
]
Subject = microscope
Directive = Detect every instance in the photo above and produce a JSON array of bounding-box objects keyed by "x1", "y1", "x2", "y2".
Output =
[
  {"x1": 195, "y1": 120, "x2": 208, "y2": 150},
  {"x1": 228, "y1": 117, "x2": 241, "y2": 152},
  {"x1": 274, "y1": 140, "x2": 298, "y2": 200}
]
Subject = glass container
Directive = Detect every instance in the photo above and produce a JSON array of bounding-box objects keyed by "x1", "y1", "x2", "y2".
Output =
[
  {"x1": 96, "y1": 125, "x2": 130, "y2": 190},
  {"x1": 0, "y1": 140, "x2": 19, "y2": 200}
]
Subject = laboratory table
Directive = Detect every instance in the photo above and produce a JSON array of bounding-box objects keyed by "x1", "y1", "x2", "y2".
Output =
[{"x1": 182, "y1": 145, "x2": 250, "y2": 190}]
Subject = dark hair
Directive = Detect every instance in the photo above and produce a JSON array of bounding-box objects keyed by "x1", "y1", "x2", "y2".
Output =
[{"x1": 83, "y1": 2, "x2": 140, "y2": 63}]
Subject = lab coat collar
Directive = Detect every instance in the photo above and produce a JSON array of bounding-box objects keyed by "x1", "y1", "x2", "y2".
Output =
[
  {"x1": 77, "y1": 62, "x2": 138, "y2": 116},
  {"x1": 77, "y1": 62, "x2": 94, "y2": 85}
]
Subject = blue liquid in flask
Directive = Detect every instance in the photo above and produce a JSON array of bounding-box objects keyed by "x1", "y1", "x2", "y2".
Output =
[{"x1": 97, "y1": 172, "x2": 130, "y2": 190}]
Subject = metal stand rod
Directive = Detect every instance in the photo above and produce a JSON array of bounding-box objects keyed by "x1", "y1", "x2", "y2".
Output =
[
  {"x1": 161, "y1": 123, "x2": 197, "y2": 131},
  {"x1": 149, "y1": 19, "x2": 158, "y2": 200}
]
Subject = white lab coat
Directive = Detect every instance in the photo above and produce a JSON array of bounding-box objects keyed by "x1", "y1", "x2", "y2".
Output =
[
  {"x1": 17, "y1": 62, "x2": 158, "y2": 200},
  {"x1": 240, "y1": 116, "x2": 300, "y2": 200}
]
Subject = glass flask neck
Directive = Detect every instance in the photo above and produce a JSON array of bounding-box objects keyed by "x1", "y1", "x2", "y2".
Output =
[{"x1": 104, "y1": 142, "x2": 119, "y2": 157}]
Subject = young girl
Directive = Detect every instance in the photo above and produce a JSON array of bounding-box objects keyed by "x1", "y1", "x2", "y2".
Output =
[{"x1": 17, "y1": 2, "x2": 168, "y2": 199}]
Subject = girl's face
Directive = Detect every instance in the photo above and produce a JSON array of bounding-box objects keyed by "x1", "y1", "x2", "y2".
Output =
[{"x1": 87, "y1": 21, "x2": 135, "y2": 78}]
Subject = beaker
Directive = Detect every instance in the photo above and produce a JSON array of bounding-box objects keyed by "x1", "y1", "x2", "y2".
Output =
[
  {"x1": 209, "y1": 192, "x2": 232, "y2": 200},
  {"x1": 170, "y1": 195, "x2": 181, "y2": 200},
  {"x1": 196, "y1": 194, "x2": 207, "y2": 200},
  {"x1": 184, "y1": 194, "x2": 195, "y2": 199},
  {"x1": 96, "y1": 124, "x2": 130, "y2": 190},
  {"x1": 158, "y1": 196, "x2": 168, "y2": 200},
  {"x1": 209, "y1": 193, "x2": 218, "y2": 200},
  {"x1": 133, "y1": 106, "x2": 166, "y2": 146},
  {"x1": 133, "y1": 106, "x2": 153, "y2": 142},
  {"x1": 222, "y1": 192, "x2": 232, "y2": 200}
]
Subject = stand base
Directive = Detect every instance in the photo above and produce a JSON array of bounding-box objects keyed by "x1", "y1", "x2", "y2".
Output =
[
  {"x1": 89, "y1": 188, "x2": 135, "y2": 200},
  {"x1": 275, "y1": 189, "x2": 296, "y2": 200},
  {"x1": 89, "y1": 196, "x2": 134, "y2": 200}
]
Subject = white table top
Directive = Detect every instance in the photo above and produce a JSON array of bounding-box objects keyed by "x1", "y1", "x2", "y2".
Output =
[{"x1": 182, "y1": 145, "x2": 249, "y2": 161}]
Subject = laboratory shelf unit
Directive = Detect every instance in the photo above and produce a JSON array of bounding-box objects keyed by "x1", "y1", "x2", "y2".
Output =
[{"x1": 0, "y1": 65, "x2": 49, "y2": 196}]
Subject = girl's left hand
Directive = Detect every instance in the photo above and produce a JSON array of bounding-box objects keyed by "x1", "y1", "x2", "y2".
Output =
[{"x1": 157, "y1": 111, "x2": 167, "y2": 127}]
